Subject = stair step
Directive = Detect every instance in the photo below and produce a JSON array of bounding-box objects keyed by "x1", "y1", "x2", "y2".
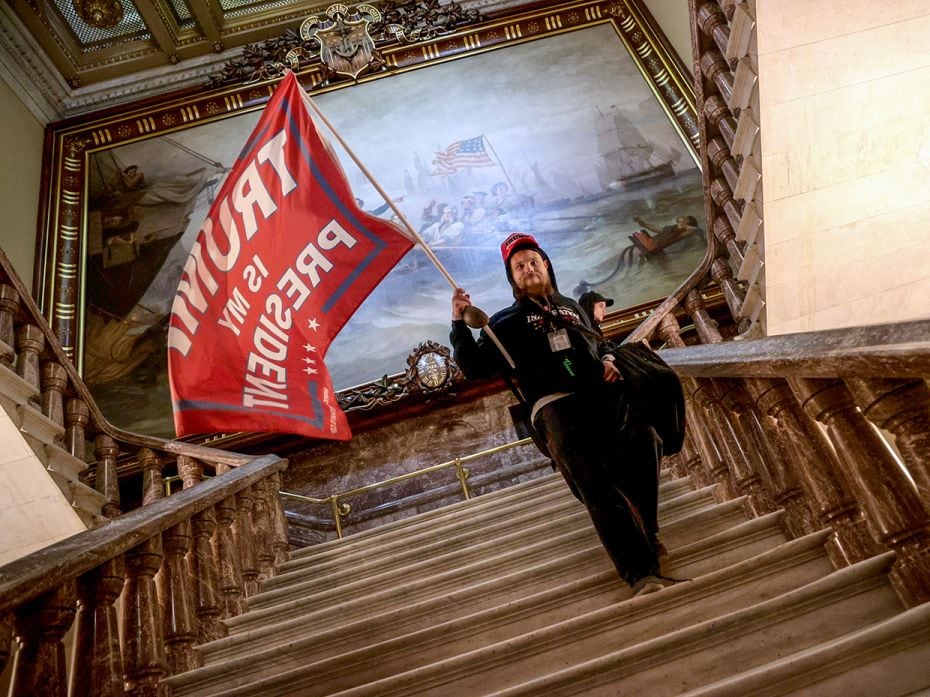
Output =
[
  {"x1": 215, "y1": 501, "x2": 766, "y2": 654},
  {"x1": 241, "y1": 504, "x2": 777, "y2": 633},
  {"x1": 165, "y1": 530, "x2": 832, "y2": 697},
  {"x1": 269, "y1": 485, "x2": 583, "y2": 587},
  {"x1": 284, "y1": 470, "x2": 689, "y2": 570},
  {"x1": 679, "y1": 601, "x2": 930, "y2": 697},
  {"x1": 477, "y1": 553, "x2": 902, "y2": 697},
  {"x1": 286, "y1": 471, "x2": 565, "y2": 563},
  {"x1": 265, "y1": 480, "x2": 713, "y2": 595},
  {"x1": 242, "y1": 485, "x2": 729, "y2": 615}
]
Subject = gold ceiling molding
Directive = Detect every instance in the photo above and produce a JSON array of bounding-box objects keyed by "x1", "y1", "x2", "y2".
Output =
[
  {"x1": 5, "y1": 0, "x2": 509, "y2": 89},
  {"x1": 72, "y1": 0, "x2": 125, "y2": 29}
]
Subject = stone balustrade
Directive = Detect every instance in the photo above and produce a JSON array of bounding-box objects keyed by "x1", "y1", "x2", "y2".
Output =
[{"x1": 0, "y1": 248, "x2": 291, "y2": 695}]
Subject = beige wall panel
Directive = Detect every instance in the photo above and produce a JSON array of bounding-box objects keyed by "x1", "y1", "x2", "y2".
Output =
[
  {"x1": 0, "y1": 409, "x2": 85, "y2": 566},
  {"x1": 641, "y1": 0, "x2": 694, "y2": 73},
  {"x1": 758, "y1": 1, "x2": 930, "y2": 334},
  {"x1": 760, "y1": 66, "x2": 930, "y2": 156},
  {"x1": 759, "y1": 14, "x2": 930, "y2": 105},
  {"x1": 0, "y1": 76, "x2": 43, "y2": 291},
  {"x1": 755, "y1": 0, "x2": 929, "y2": 53}
]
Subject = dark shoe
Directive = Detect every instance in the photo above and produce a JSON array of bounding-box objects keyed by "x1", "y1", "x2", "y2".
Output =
[{"x1": 631, "y1": 575, "x2": 664, "y2": 597}]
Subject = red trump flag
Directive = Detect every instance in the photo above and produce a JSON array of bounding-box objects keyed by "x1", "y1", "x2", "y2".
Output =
[{"x1": 168, "y1": 72, "x2": 413, "y2": 440}]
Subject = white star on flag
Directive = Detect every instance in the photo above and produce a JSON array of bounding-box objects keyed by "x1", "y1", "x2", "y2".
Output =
[
  {"x1": 303, "y1": 367, "x2": 318, "y2": 375},
  {"x1": 303, "y1": 356, "x2": 316, "y2": 365},
  {"x1": 307, "y1": 318, "x2": 320, "y2": 330},
  {"x1": 304, "y1": 342, "x2": 317, "y2": 353}
]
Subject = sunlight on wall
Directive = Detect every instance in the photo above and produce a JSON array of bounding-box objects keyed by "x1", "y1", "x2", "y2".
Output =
[{"x1": 757, "y1": 0, "x2": 930, "y2": 334}]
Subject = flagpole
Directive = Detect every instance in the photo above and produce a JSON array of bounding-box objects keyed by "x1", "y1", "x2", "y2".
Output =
[
  {"x1": 481, "y1": 135, "x2": 519, "y2": 197},
  {"x1": 299, "y1": 89, "x2": 460, "y2": 292}
]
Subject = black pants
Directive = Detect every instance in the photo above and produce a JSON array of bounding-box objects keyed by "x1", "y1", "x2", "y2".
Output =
[{"x1": 535, "y1": 388, "x2": 662, "y2": 585}]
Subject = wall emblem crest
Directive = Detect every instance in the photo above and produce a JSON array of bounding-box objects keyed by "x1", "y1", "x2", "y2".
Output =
[{"x1": 297, "y1": 4, "x2": 383, "y2": 79}]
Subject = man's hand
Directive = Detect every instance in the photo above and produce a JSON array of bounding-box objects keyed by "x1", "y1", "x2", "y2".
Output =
[
  {"x1": 602, "y1": 358, "x2": 623, "y2": 383},
  {"x1": 452, "y1": 288, "x2": 472, "y2": 321}
]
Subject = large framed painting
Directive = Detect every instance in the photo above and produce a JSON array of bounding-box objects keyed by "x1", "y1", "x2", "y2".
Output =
[{"x1": 36, "y1": 0, "x2": 703, "y2": 437}]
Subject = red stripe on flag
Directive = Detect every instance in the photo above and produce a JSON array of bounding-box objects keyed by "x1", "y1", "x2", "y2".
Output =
[{"x1": 167, "y1": 72, "x2": 413, "y2": 440}]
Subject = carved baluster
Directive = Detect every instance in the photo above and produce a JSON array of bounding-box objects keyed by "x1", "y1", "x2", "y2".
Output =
[
  {"x1": 679, "y1": 410, "x2": 710, "y2": 488},
  {"x1": 846, "y1": 378, "x2": 930, "y2": 505},
  {"x1": 690, "y1": 378, "x2": 739, "y2": 500},
  {"x1": 719, "y1": 0, "x2": 737, "y2": 19},
  {"x1": 214, "y1": 496, "x2": 246, "y2": 619},
  {"x1": 251, "y1": 481, "x2": 277, "y2": 580},
  {"x1": 704, "y1": 94, "x2": 738, "y2": 150},
  {"x1": 177, "y1": 454, "x2": 205, "y2": 489},
  {"x1": 9, "y1": 582, "x2": 76, "y2": 697},
  {"x1": 268, "y1": 472, "x2": 291, "y2": 568},
  {"x1": 684, "y1": 289, "x2": 723, "y2": 345},
  {"x1": 713, "y1": 215, "x2": 745, "y2": 268},
  {"x1": 657, "y1": 311, "x2": 686, "y2": 349},
  {"x1": 0, "y1": 283, "x2": 19, "y2": 366},
  {"x1": 791, "y1": 378, "x2": 930, "y2": 606},
  {"x1": 122, "y1": 537, "x2": 166, "y2": 696},
  {"x1": 749, "y1": 377, "x2": 878, "y2": 566},
  {"x1": 709, "y1": 177, "x2": 744, "y2": 233},
  {"x1": 707, "y1": 137, "x2": 739, "y2": 192},
  {"x1": 711, "y1": 258, "x2": 747, "y2": 327},
  {"x1": 0, "y1": 610, "x2": 12, "y2": 675},
  {"x1": 656, "y1": 314, "x2": 701, "y2": 481},
  {"x1": 191, "y1": 507, "x2": 227, "y2": 643},
  {"x1": 137, "y1": 448, "x2": 163, "y2": 506},
  {"x1": 710, "y1": 379, "x2": 779, "y2": 517},
  {"x1": 65, "y1": 397, "x2": 90, "y2": 460},
  {"x1": 40, "y1": 362, "x2": 68, "y2": 431},
  {"x1": 159, "y1": 520, "x2": 200, "y2": 675},
  {"x1": 700, "y1": 49, "x2": 734, "y2": 106},
  {"x1": 14, "y1": 324, "x2": 44, "y2": 401},
  {"x1": 697, "y1": 1, "x2": 731, "y2": 59},
  {"x1": 235, "y1": 487, "x2": 261, "y2": 596},
  {"x1": 70, "y1": 559, "x2": 125, "y2": 697},
  {"x1": 93, "y1": 435, "x2": 121, "y2": 518},
  {"x1": 724, "y1": 379, "x2": 816, "y2": 537}
]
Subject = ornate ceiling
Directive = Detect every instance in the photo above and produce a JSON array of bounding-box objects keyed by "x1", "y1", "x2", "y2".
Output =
[{"x1": 1, "y1": 0, "x2": 521, "y2": 120}]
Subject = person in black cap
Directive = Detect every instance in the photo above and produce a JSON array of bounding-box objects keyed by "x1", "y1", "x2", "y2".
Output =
[
  {"x1": 578, "y1": 291, "x2": 614, "y2": 336},
  {"x1": 450, "y1": 233, "x2": 666, "y2": 597}
]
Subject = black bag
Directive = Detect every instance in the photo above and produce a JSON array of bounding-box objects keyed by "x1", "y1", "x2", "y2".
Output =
[{"x1": 611, "y1": 341, "x2": 686, "y2": 455}]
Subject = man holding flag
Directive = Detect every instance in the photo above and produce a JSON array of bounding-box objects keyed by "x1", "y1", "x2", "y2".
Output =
[{"x1": 168, "y1": 72, "x2": 413, "y2": 440}]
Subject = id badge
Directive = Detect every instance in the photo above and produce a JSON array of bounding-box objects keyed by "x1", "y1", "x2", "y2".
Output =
[{"x1": 547, "y1": 328, "x2": 571, "y2": 352}]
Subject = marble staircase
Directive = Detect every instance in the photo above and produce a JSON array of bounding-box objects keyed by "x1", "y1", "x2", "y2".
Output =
[
  {"x1": 0, "y1": 347, "x2": 105, "y2": 565},
  {"x1": 164, "y1": 469, "x2": 930, "y2": 697}
]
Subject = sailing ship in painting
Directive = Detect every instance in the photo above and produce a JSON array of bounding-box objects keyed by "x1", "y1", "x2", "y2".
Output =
[{"x1": 595, "y1": 104, "x2": 677, "y2": 191}]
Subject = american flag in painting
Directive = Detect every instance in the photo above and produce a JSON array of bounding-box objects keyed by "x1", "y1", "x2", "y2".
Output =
[{"x1": 431, "y1": 135, "x2": 494, "y2": 176}]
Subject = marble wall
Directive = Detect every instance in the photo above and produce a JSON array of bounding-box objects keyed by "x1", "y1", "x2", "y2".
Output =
[
  {"x1": 283, "y1": 390, "x2": 551, "y2": 542},
  {"x1": 758, "y1": 0, "x2": 930, "y2": 334}
]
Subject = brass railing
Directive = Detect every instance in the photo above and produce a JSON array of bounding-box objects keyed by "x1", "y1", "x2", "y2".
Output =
[{"x1": 281, "y1": 437, "x2": 534, "y2": 539}]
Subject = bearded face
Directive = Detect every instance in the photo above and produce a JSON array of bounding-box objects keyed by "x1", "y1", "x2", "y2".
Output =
[{"x1": 509, "y1": 248, "x2": 552, "y2": 298}]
